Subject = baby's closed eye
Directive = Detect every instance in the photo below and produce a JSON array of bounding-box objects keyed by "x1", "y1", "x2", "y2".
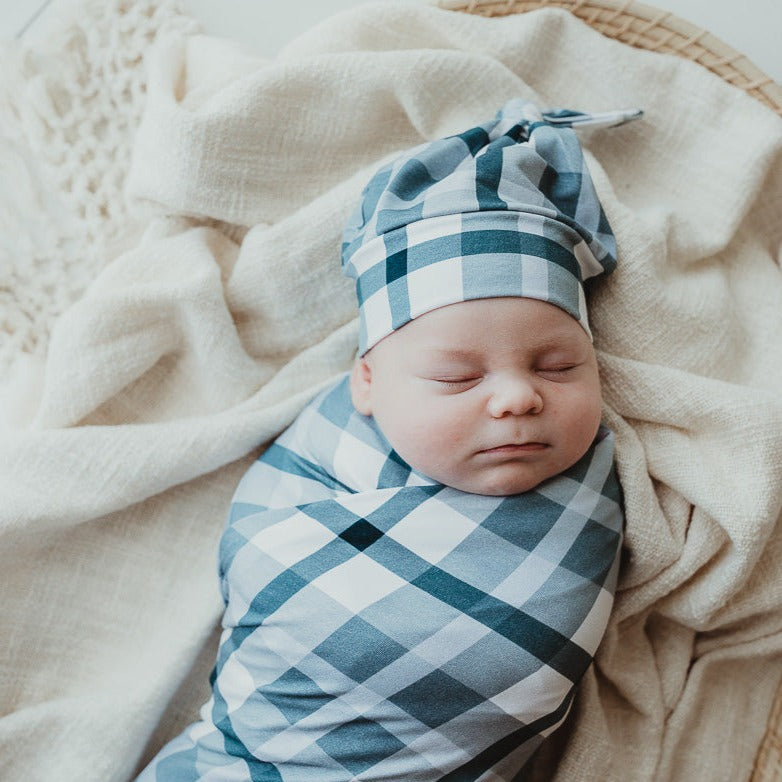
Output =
[
  {"x1": 535, "y1": 363, "x2": 581, "y2": 380},
  {"x1": 427, "y1": 374, "x2": 483, "y2": 390},
  {"x1": 434, "y1": 376, "x2": 481, "y2": 383}
]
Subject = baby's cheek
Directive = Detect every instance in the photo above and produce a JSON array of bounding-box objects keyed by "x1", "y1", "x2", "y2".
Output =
[
  {"x1": 421, "y1": 407, "x2": 463, "y2": 444},
  {"x1": 562, "y1": 397, "x2": 602, "y2": 462},
  {"x1": 401, "y1": 411, "x2": 459, "y2": 472}
]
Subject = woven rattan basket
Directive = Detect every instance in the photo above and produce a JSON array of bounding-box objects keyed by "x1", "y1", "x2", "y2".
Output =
[
  {"x1": 436, "y1": 1, "x2": 782, "y2": 780},
  {"x1": 437, "y1": 0, "x2": 782, "y2": 116}
]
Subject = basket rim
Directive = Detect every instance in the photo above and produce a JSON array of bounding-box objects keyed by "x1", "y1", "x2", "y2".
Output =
[{"x1": 436, "y1": 0, "x2": 782, "y2": 117}]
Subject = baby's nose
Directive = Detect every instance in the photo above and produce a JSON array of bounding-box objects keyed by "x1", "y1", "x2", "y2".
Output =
[{"x1": 486, "y1": 375, "x2": 543, "y2": 418}]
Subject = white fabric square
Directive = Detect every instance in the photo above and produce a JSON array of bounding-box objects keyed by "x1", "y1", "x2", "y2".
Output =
[
  {"x1": 332, "y1": 430, "x2": 393, "y2": 492},
  {"x1": 519, "y1": 254, "x2": 550, "y2": 300},
  {"x1": 361, "y1": 287, "x2": 393, "y2": 348},
  {"x1": 421, "y1": 185, "x2": 479, "y2": 218},
  {"x1": 575, "y1": 280, "x2": 591, "y2": 334},
  {"x1": 223, "y1": 541, "x2": 287, "y2": 624},
  {"x1": 489, "y1": 664, "x2": 572, "y2": 721},
  {"x1": 266, "y1": 585, "x2": 355, "y2": 652},
  {"x1": 405, "y1": 212, "x2": 462, "y2": 245},
  {"x1": 200, "y1": 759, "x2": 252, "y2": 782},
  {"x1": 349, "y1": 234, "x2": 391, "y2": 275},
  {"x1": 570, "y1": 586, "x2": 614, "y2": 655},
  {"x1": 250, "y1": 511, "x2": 336, "y2": 568},
  {"x1": 217, "y1": 641, "x2": 266, "y2": 713},
  {"x1": 387, "y1": 499, "x2": 477, "y2": 565},
  {"x1": 311, "y1": 553, "x2": 407, "y2": 613},
  {"x1": 268, "y1": 471, "x2": 332, "y2": 508},
  {"x1": 411, "y1": 614, "x2": 490, "y2": 668},
  {"x1": 407, "y1": 258, "x2": 463, "y2": 318},
  {"x1": 231, "y1": 459, "x2": 279, "y2": 505},
  {"x1": 515, "y1": 210, "x2": 554, "y2": 238},
  {"x1": 332, "y1": 678, "x2": 389, "y2": 716},
  {"x1": 189, "y1": 715, "x2": 216, "y2": 745},
  {"x1": 490, "y1": 552, "x2": 557, "y2": 607},
  {"x1": 403, "y1": 726, "x2": 471, "y2": 772},
  {"x1": 256, "y1": 720, "x2": 337, "y2": 765},
  {"x1": 534, "y1": 479, "x2": 601, "y2": 562},
  {"x1": 338, "y1": 485, "x2": 401, "y2": 519}
]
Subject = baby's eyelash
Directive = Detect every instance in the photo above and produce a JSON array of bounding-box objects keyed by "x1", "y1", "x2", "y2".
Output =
[
  {"x1": 432, "y1": 376, "x2": 481, "y2": 385},
  {"x1": 536, "y1": 365, "x2": 578, "y2": 377}
]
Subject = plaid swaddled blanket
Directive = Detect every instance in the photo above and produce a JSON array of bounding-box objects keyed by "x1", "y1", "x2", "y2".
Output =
[{"x1": 137, "y1": 374, "x2": 623, "y2": 781}]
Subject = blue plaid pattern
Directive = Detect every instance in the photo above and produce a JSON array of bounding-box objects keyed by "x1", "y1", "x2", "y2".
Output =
[
  {"x1": 136, "y1": 375, "x2": 623, "y2": 781},
  {"x1": 342, "y1": 99, "x2": 640, "y2": 354}
]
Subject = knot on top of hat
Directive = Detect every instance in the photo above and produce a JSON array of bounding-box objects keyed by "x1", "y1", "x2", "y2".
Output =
[{"x1": 342, "y1": 98, "x2": 641, "y2": 354}]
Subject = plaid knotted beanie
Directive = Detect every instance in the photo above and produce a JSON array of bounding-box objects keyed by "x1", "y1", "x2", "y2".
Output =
[{"x1": 342, "y1": 99, "x2": 641, "y2": 354}]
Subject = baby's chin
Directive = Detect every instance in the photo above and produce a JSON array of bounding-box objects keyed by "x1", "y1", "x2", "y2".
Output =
[
  {"x1": 433, "y1": 448, "x2": 595, "y2": 496},
  {"x1": 453, "y1": 475, "x2": 549, "y2": 497},
  {"x1": 431, "y1": 464, "x2": 557, "y2": 496}
]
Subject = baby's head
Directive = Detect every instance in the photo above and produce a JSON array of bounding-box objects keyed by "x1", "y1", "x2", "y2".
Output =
[{"x1": 342, "y1": 100, "x2": 619, "y2": 495}]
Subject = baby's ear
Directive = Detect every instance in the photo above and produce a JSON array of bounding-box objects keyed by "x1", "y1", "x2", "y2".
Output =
[{"x1": 349, "y1": 357, "x2": 373, "y2": 416}]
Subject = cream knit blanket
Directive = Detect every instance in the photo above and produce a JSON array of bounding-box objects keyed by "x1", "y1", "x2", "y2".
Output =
[{"x1": 2, "y1": 2, "x2": 782, "y2": 781}]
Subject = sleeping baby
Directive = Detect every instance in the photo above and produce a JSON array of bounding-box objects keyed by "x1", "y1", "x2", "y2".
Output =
[{"x1": 136, "y1": 98, "x2": 634, "y2": 781}]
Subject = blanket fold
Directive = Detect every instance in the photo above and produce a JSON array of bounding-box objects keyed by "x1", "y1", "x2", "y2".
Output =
[{"x1": 2, "y1": 2, "x2": 782, "y2": 781}]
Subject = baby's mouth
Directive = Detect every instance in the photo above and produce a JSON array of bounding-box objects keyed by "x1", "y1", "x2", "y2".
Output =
[{"x1": 478, "y1": 442, "x2": 549, "y2": 454}]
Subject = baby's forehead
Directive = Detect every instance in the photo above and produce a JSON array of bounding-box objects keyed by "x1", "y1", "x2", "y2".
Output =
[
  {"x1": 375, "y1": 297, "x2": 591, "y2": 359},
  {"x1": 416, "y1": 335, "x2": 584, "y2": 360}
]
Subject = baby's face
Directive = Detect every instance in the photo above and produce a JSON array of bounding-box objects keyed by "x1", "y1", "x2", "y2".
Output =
[{"x1": 350, "y1": 297, "x2": 603, "y2": 495}]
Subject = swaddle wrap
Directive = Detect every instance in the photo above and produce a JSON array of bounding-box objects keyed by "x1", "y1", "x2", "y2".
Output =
[{"x1": 138, "y1": 374, "x2": 623, "y2": 781}]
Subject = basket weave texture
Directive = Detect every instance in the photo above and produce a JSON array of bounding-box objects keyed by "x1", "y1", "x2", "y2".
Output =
[
  {"x1": 437, "y1": 1, "x2": 782, "y2": 779},
  {"x1": 438, "y1": 0, "x2": 782, "y2": 116}
]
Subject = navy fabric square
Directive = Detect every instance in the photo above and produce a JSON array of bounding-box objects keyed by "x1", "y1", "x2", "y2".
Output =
[
  {"x1": 385, "y1": 247, "x2": 408, "y2": 285},
  {"x1": 313, "y1": 616, "x2": 408, "y2": 682},
  {"x1": 241, "y1": 568, "x2": 310, "y2": 627},
  {"x1": 412, "y1": 566, "x2": 487, "y2": 614},
  {"x1": 560, "y1": 518, "x2": 623, "y2": 585},
  {"x1": 460, "y1": 228, "x2": 520, "y2": 257},
  {"x1": 264, "y1": 667, "x2": 332, "y2": 725},
  {"x1": 376, "y1": 449, "x2": 413, "y2": 488},
  {"x1": 483, "y1": 495, "x2": 561, "y2": 550},
  {"x1": 389, "y1": 669, "x2": 484, "y2": 728},
  {"x1": 317, "y1": 718, "x2": 407, "y2": 775},
  {"x1": 538, "y1": 168, "x2": 583, "y2": 219},
  {"x1": 339, "y1": 518, "x2": 384, "y2": 551}
]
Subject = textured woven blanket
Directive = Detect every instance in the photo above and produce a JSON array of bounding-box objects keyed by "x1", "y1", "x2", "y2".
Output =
[
  {"x1": 136, "y1": 375, "x2": 623, "y2": 779},
  {"x1": 2, "y1": 2, "x2": 782, "y2": 782}
]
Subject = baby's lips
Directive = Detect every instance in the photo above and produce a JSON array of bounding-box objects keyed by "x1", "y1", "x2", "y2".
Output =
[{"x1": 478, "y1": 442, "x2": 549, "y2": 454}]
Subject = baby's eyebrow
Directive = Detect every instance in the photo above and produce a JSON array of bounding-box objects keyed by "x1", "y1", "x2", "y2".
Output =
[
  {"x1": 425, "y1": 348, "x2": 481, "y2": 362},
  {"x1": 424, "y1": 342, "x2": 586, "y2": 362}
]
